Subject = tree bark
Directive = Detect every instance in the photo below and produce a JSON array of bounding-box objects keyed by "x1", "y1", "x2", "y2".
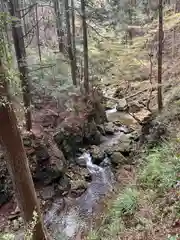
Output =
[
  {"x1": 8, "y1": 0, "x2": 32, "y2": 131},
  {"x1": 35, "y1": 3, "x2": 42, "y2": 63},
  {"x1": 53, "y1": 0, "x2": 64, "y2": 53},
  {"x1": 71, "y1": 0, "x2": 78, "y2": 83},
  {"x1": 65, "y1": 0, "x2": 77, "y2": 86},
  {"x1": 157, "y1": 0, "x2": 163, "y2": 111},
  {"x1": 81, "y1": 0, "x2": 89, "y2": 93},
  {"x1": 0, "y1": 60, "x2": 47, "y2": 240}
]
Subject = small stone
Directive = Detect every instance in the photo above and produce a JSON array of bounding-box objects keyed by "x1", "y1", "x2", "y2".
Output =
[
  {"x1": 97, "y1": 124, "x2": 106, "y2": 135},
  {"x1": 119, "y1": 125, "x2": 133, "y2": 134},
  {"x1": 116, "y1": 98, "x2": 128, "y2": 112},
  {"x1": 40, "y1": 185, "x2": 55, "y2": 200},
  {"x1": 90, "y1": 145, "x2": 105, "y2": 164},
  {"x1": 104, "y1": 122, "x2": 115, "y2": 135},
  {"x1": 12, "y1": 219, "x2": 19, "y2": 231},
  {"x1": 75, "y1": 155, "x2": 87, "y2": 167},
  {"x1": 70, "y1": 179, "x2": 88, "y2": 191},
  {"x1": 128, "y1": 102, "x2": 142, "y2": 113}
]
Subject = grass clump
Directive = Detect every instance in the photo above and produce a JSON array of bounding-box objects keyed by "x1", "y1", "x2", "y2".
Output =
[
  {"x1": 139, "y1": 143, "x2": 179, "y2": 192},
  {"x1": 110, "y1": 188, "x2": 139, "y2": 218}
]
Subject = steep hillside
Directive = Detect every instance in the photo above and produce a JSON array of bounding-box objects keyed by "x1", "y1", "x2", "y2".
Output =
[
  {"x1": 85, "y1": 9, "x2": 180, "y2": 240},
  {"x1": 89, "y1": 10, "x2": 180, "y2": 112}
]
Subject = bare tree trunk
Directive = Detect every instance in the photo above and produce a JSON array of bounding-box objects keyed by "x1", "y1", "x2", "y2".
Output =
[
  {"x1": 157, "y1": 0, "x2": 163, "y2": 111},
  {"x1": 81, "y1": 0, "x2": 89, "y2": 93},
  {"x1": 65, "y1": 0, "x2": 77, "y2": 86},
  {"x1": 0, "y1": 60, "x2": 47, "y2": 240},
  {"x1": 35, "y1": 3, "x2": 42, "y2": 63},
  {"x1": 21, "y1": 0, "x2": 27, "y2": 36},
  {"x1": 8, "y1": 0, "x2": 32, "y2": 131},
  {"x1": 71, "y1": 0, "x2": 77, "y2": 83},
  {"x1": 53, "y1": 0, "x2": 64, "y2": 53}
]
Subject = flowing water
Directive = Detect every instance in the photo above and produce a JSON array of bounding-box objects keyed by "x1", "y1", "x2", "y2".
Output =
[
  {"x1": 44, "y1": 106, "x2": 134, "y2": 239},
  {"x1": 44, "y1": 153, "x2": 115, "y2": 239}
]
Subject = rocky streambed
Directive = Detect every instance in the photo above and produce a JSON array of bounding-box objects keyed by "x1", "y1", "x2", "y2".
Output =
[
  {"x1": 41, "y1": 107, "x2": 141, "y2": 239},
  {"x1": 0, "y1": 101, "x2": 155, "y2": 239}
]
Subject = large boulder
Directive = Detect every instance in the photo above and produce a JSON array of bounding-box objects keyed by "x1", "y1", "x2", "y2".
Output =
[
  {"x1": 54, "y1": 120, "x2": 102, "y2": 158},
  {"x1": 90, "y1": 145, "x2": 105, "y2": 164},
  {"x1": 104, "y1": 133, "x2": 132, "y2": 156},
  {"x1": 115, "y1": 134, "x2": 132, "y2": 153},
  {"x1": 110, "y1": 151, "x2": 128, "y2": 166}
]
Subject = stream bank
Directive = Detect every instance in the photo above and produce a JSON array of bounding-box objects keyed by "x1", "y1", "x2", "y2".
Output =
[{"x1": 0, "y1": 89, "x2": 162, "y2": 239}]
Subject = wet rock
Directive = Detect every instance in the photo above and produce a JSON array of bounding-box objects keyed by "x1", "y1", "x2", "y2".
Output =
[
  {"x1": 90, "y1": 145, "x2": 105, "y2": 164},
  {"x1": 113, "y1": 120, "x2": 122, "y2": 127},
  {"x1": 83, "y1": 122, "x2": 102, "y2": 145},
  {"x1": 70, "y1": 179, "x2": 88, "y2": 192},
  {"x1": 116, "y1": 98, "x2": 128, "y2": 112},
  {"x1": 126, "y1": 131, "x2": 140, "y2": 141},
  {"x1": 113, "y1": 87, "x2": 125, "y2": 99},
  {"x1": 40, "y1": 185, "x2": 55, "y2": 200},
  {"x1": 104, "y1": 122, "x2": 115, "y2": 135},
  {"x1": 12, "y1": 219, "x2": 20, "y2": 231},
  {"x1": 54, "y1": 126, "x2": 83, "y2": 158},
  {"x1": 106, "y1": 134, "x2": 132, "y2": 155},
  {"x1": 35, "y1": 145, "x2": 49, "y2": 163},
  {"x1": 110, "y1": 152, "x2": 127, "y2": 165},
  {"x1": 76, "y1": 152, "x2": 89, "y2": 167},
  {"x1": 56, "y1": 175, "x2": 71, "y2": 196},
  {"x1": 90, "y1": 130, "x2": 102, "y2": 145},
  {"x1": 116, "y1": 134, "x2": 132, "y2": 153},
  {"x1": 106, "y1": 100, "x2": 116, "y2": 110},
  {"x1": 119, "y1": 125, "x2": 133, "y2": 134},
  {"x1": 54, "y1": 120, "x2": 102, "y2": 158},
  {"x1": 128, "y1": 102, "x2": 142, "y2": 113},
  {"x1": 97, "y1": 124, "x2": 106, "y2": 135}
]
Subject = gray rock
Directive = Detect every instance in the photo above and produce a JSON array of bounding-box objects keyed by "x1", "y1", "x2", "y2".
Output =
[
  {"x1": 106, "y1": 100, "x2": 116, "y2": 110},
  {"x1": 97, "y1": 124, "x2": 106, "y2": 135},
  {"x1": 111, "y1": 134, "x2": 132, "y2": 153},
  {"x1": 116, "y1": 98, "x2": 128, "y2": 111},
  {"x1": 129, "y1": 102, "x2": 142, "y2": 113},
  {"x1": 90, "y1": 145, "x2": 105, "y2": 164},
  {"x1": 40, "y1": 185, "x2": 55, "y2": 200},
  {"x1": 76, "y1": 154, "x2": 87, "y2": 167},
  {"x1": 70, "y1": 179, "x2": 88, "y2": 191},
  {"x1": 56, "y1": 175, "x2": 71, "y2": 196},
  {"x1": 12, "y1": 219, "x2": 20, "y2": 231},
  {"x1": 110, "y1": 152, "x2": 127, "y2": 165},
  {"x1": 104, "y1": 122, "x2": 115, "y2": 135},
  {"x1": 119, "y1": 125, "x2": 133, "y2": 134}
]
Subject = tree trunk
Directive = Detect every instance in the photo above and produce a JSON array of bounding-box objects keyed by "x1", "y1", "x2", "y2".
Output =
[
  {"x1": 81, "y1": 0, "x2": 89, "y2": 93},
  {"x1": 53, "y1": 0, "x2": 64, "y2": 53},
  {"x1": 8, "y1": 0, "x2": 32, "y2": 131},
  {"x1": 65, "y1": 0, "x2": 77, "y2": 86},
  {"x1": 71, "y1": 0, "x2": 78, "y2": 83},
  {"x1": 0, "y1": 60, "x2": 47, "y2": 240},
  {"x1": 35, "y1": 3, "x2": 42, "y2": 63},
  {"x1": 157, "y1": 0, "x2": 163, "y2": 111}
]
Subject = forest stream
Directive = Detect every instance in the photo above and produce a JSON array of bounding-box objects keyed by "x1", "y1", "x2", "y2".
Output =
[{"x1": 42, "y1": 107, "x2": 136, "y2": 239}]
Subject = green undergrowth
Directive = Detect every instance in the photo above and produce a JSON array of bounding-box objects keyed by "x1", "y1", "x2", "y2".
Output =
[
  {"x1": 89, "y1": 10, "x2": 180, "y2": 86},
  {"x1": 88, "y1": 142, "x2": 180, "y2": 240}
]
